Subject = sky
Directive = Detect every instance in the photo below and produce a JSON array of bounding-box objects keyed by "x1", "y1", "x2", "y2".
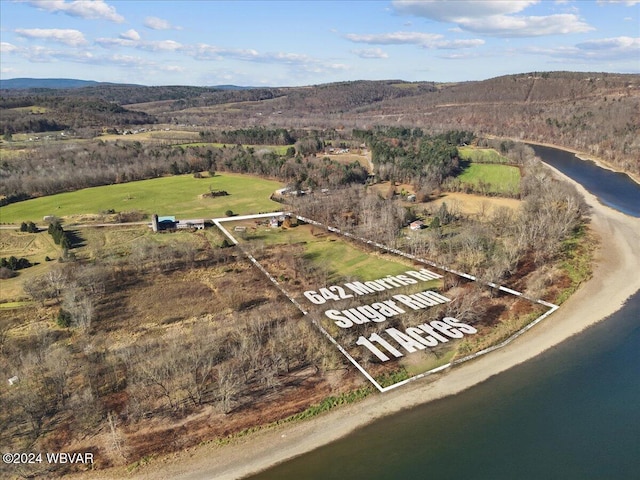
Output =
[{"x1": 1, "y1": 0, "x2": 639, "y2": 86}]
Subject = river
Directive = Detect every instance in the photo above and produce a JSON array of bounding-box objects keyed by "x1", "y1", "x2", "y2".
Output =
[{"x1": 248, "y1": 147, "x2": 640, "y2": 480}]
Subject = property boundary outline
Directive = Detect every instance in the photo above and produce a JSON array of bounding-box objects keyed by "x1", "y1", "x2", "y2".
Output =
[{"x1": 214, "y1": 212, "x2": 559, "y2": 393}]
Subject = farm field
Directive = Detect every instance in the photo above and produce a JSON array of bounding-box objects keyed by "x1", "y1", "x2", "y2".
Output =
[
  {"x1": 458, "y1": 146, "x2": 509, "y2": 163},
  {"x1": 457, "y1": 163, "x2": 521, "y2": 195},
  {"x1": 97, "y1": 128, "x2": 200, "y2": 142},
  {"x1": 0, "y1": 173, "x2": 283, "y2": 224}
]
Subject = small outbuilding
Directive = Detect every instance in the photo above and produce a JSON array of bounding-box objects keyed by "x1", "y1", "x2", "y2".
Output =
[{"x1": 177, "y1": 219, "x2": 205, "y2": 230}]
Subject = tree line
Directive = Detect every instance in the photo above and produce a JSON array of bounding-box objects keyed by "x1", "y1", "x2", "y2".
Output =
[
  {"x1": 355, "y1": 128, "x2": 474, "y2": 186},
  {"x1": 0, "y1": 95, "x2": 154, "y2": 135},
  {"x1": 1, "y1": 131, "x2": 368, "y2": 205}
]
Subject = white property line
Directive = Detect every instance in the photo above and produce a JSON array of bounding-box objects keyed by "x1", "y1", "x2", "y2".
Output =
[
  {"x1": 214, "y1": 212, "x2": 559, "y2": 393},
  {"x1": 214, "y1": 213, "x2": 385, "y2": 391}
]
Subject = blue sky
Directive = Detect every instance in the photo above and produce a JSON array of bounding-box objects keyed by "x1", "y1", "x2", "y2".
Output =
[{"x1": 1, "y1": 0, "x2": 639, "y2": 86}]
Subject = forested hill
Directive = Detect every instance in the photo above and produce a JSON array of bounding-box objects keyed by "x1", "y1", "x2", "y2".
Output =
[
  {"x1": 0, "y1": 78, "x2": 119, "y2": 89},
  {"x1": 123, "y1": 72, "x2": 637, "y2": 176},
  {"x1": 1, "y1": 72, "x2": 638, "y2": 175}
]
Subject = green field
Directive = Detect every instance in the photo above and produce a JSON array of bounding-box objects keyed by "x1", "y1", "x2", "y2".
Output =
[
  {"x1": 458, "y1": 147, "x2": 509, "y2": 164},
  {"x1": 241, "y1": 224, "x2": 420, "y2": 283},
  {"x1": 458, "y1": 163, "x2": 521, "y2": 195},
  {"x1": 0, "y1": 173, "x2": 283, "y2": 224}
]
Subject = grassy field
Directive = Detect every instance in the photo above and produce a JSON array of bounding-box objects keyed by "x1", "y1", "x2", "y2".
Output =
[
  {"x1": 458, "y1": 163, "x2": 521, "y2": 195},
  {"x1": 240, "y1": 223, "x2": 421, "y2": 283},
  {"x1": 0, "y1": 173, "x2": 283, "y2": 224},
  {"x1": 0, "y1": 230, "x2": 61, "y2": 301},
  {"x1": 458, "y1": 146, "x2": 509, "y2": 164},
  {"x1": 8, "y1": 105, "x2": 49, "y2": 114},
  {"x1": 98, "y1": 129, "x2": 200, "y2": 142}
]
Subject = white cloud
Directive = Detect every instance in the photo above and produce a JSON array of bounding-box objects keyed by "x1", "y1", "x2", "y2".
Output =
[
  {"x1": 160, "y1": 65, "x2": 184, "y2": 73},
  {"x1": 144, "y1": 16, "x2": 181, "y2": 30},
  {"x1": 104, "y1": 54, "x2": 151, "y2": 68},
  {"x1": 393, "y1": 0, "x2": 537, "y2": 20},
  {"x1": 527, "y1": 36, "x2": 640, "y2": 61},
  {"x1": 345, "y1": 31, "x2": 484, "y2": 49},
  {"x1": 345, "y1": 31, "x2": 442, "y2": 45},
  {"x1": 190, "y1": 43, "x2": 347, "y2": 75},
  {"x1": 458, "y1": 14, "x2": 593, "y2": 37},
  {"x1": 147, "y1": 40, "x2": 183, "y2": 52},
  {"x1": 191, "y1": 43, "x2": 258, "y2": 61},
  {"x1": 24, "y1": 0, "x2": 124, "y2": 23},
  {"x1": 597, "y1": 1, "x2": 640, "y2": 5},
  {"x1": 95, "y1": 37, "x2": 136, "y2": 48},
  {"x1": 576, "y1": 36, "x2": 640, "y2": 53},
  {"x1": 352, "y1": 48, "x2": 389, "y2": 59},
  {"x1": 1, "y1": 42, "x2": 19, "y2": 53},
  {"x1": 6, "y1": 43, "x2": 95, "y2": 64},
  {"x1": 15, "y1": 28, "x2": 87, "y2": 46},
  {"x1": 431, "y1": 39, "x2": 485, "y2": 49},
  {"x1": 96, "y1": 36, "x2": 183, "y2": 52},
  {"x1": 120, "y1": 29, "x2": 140, "y2": 41},
  {"x1": 392, "y1": 0, "x2": 594, "y2": 37}
]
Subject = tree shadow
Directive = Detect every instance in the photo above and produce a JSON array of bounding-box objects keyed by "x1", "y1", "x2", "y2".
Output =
[{"x1": 65, "y1": 229, "x2": 86, "y2": 249}]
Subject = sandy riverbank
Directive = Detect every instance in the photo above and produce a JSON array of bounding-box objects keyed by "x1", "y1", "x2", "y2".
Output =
[{"x1": 71, "y1": 156, "x2": 640, "y2": 480}]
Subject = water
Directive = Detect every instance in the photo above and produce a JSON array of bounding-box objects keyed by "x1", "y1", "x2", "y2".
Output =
[
  {"x1": 249, "y1": 147, "x2": 640, "y2": 480},
  {"x1": 529, "y1": 144, "x2": 640, "y2": 218},
  {"x1": 250, "y1": 292, "x2": 640, "y2": 480}
]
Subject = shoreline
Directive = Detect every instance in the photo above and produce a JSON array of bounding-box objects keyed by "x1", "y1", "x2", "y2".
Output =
[{"x1": 70, "y1": 151, "x2": 640, "y2": 480}]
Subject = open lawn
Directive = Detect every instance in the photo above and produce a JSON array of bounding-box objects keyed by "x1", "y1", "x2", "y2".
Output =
[
  {"x1": 458, "y1": 146, "x2": 509, "y2": 164},
  {"x1": 240, "y1": 223, "x2": 420, "y2": 283},
  {"x1": 0, "y1": 173, "x2": 283, "y2": 224},
  {"x1": 457, "y1": 163, "x2": 521, "y2": 195}
]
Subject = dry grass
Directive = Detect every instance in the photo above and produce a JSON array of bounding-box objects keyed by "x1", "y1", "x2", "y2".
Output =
[
  {"x1": 426, "y1": 192, "x2": 521, "y2": 216},
  {"x1": 0, "y1": 230, "x2": 61, "y2": 301}
]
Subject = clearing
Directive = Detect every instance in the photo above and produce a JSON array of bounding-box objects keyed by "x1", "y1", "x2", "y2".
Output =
[
  {"x1": 0, "y1": 173, "x2": 283, "y2": 224},
  {"x1": 457, "y1": 163, "x2": 521, "y2": 196}
]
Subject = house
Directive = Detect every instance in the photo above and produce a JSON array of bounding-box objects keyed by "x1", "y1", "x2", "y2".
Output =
[
  {"x1": 177, "y1": 219, "x2": 205, "y2": 230},
  {"x1": 409, "y1": 220, "x2": 424, "y2": 231},
  {"x1": 407, "y1": 194, "x2": 417, "y2": 202}
]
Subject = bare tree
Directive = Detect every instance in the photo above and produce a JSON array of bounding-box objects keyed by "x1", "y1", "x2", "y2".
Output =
[{"x1": 215, "y1": 362, "x2": 241, "y2": 414}]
